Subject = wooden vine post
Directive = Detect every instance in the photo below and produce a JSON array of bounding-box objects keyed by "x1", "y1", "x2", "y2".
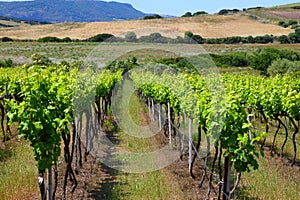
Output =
[
  {"x1": 222, "y1": 155, "x2": 231, "y2": 200},
  {"x1": 47, "y1": 168, "x2": 52, "y2": 200},
  {"x1": 158, "y1": 104, "x2": 162, "y2": 130},
  {"x1": 168, "y1": 102, "x2": 172, "y2": 145},
  {"x1": 188, "y1": 118, "x2": 192, "y2": 172}
]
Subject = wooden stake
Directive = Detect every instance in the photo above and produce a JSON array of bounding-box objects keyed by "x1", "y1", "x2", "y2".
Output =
[
  {"x1": 168, "y1": 102, "x2": 172, "y2": 145},
  {"x1": 188, "y1": 118, "x2": 192, "y2": 172},
  {"x1": 222, "y1": 156, "x2": 231, "y2": 200}
]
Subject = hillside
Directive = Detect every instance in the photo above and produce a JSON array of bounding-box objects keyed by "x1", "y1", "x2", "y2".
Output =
[
  {"x1": 0, "y1": 0, "x2": 147, "y2": 23},
  {"x1": 246, "y1": 2, "x2": 300, "y2": 21},
  {"x1": 0, "y1": 14, "x2": 293, "y2": 40}
]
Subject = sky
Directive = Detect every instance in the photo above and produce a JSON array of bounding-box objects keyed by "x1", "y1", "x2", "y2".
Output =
[
  {"x1": 102, "y1": 0, "x2": 299, "y2": 16},
  {"x1": 1, "y1": 0, "x2": 299, "y2": 16}
]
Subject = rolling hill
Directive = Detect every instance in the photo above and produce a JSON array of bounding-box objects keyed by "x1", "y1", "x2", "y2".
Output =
[
  {"x1": 0, "y1": 0, "x2": 147, "y2": 23},
  {"x1": 0, "y1": 14, "x2": 293, "y2": 40}
]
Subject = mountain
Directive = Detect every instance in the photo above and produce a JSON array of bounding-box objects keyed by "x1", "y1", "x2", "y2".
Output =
[{"x1": 0, "y1": 0, "x2": 147, "y2": 23}]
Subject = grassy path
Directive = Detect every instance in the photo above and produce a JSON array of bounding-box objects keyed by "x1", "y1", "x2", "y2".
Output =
[{"x1": 109, "y1": 93, "x2": 184, "y2": 200}]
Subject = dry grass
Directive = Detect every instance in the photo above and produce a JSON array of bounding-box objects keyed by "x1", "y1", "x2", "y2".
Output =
[
  {"x1": 0, "y1": 139, "x2": 39, "y2": 200},
  {"x1": 0, "y1": 14, "x2": 293, "y2": 40}
]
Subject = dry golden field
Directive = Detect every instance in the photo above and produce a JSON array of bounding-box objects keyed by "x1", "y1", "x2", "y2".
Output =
[{"x1": 0, "y1": 14, "x2": 293, "y2": 40}]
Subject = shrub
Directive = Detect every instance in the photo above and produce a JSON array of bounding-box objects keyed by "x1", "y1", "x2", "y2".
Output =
[
  {"x1": 278, "y1": 21, "x2": 289, "y2": 28},
  {"x1": 38, "y1": 36, "x2": 62, "y2": 42},
  {"x1": 254, "y1": 35, "x2": 274, "y2": 44},
  {"x1": 278, "y1": 35, "x2": 290, "y2": 44},
  {"x1": 193, "y1": 11, "x2": 208, "y2": 16},
  {"x1": 106, "y1": 57, "x2": 138, "y2": 73},
  {"x1": 143, "y1": 14, "x2": 163, "y2": 20},
  {"x1": 31, "y1": 54, "x2": 52, "y2": 66},
  {"x1": 61, "y1": 37, "x2": 72, "y2": 42},
  {"x1": 287, "y1": 61, "x2": 300, "y2": 74},
  {"x1": 1, "y1": 37, "x2": 13, "y2": 42},
  {"x1": 218, "y1": 9, "x2": 240, "y2": 15},
  {"x1": 291, "y1": 24, "x2": 300, "y2": 29},
  {"x1": 0, "y1": 58, "x2": 13, "y2": 68},
  {"x1": 248, "y1": 48, "x2": 281, "y2": 74},
  {"x1": 181, "y1": 12, "x2": 192, "y2": 17},
  {"x1": 139, "y1": 33, "x2": 169, "y2": 43},
  {"x1": 87, "y1": 33, "x2": 114, "y2": 42},
  {"x1": 268, "y1": 59, "x2": 293, "y2": 76},
  {"x1": 125, "y1": 32, "x2": 137, "y2": 42},
  {"x1": 211, "y1": 52, "x2": 248, "y2": 67},
  {"x1": 288, "y1": 19, "x2": 298, "y2": 26}
]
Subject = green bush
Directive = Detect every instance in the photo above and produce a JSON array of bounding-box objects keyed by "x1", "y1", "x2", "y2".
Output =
[
  {"x1": 291, "y1": 24, "x2": 300, "y2": 29},
  {"x1": 38, "y1": 36, "x2": 62, "y2": 42},
  {"x1": 61, "y1": 37, "x2": 72, "y2": 42},
  {"x1": 288, "y1": 19, "x2": 298, "y2": 26},
  {"x1": 211, "y1": 52, "x2": 248, "y2": 67},
  {"x1": 1, "y1": 37, "x2": 13, "y2": 42},
  {"x1": 87, "y1": 33, "x2": 114, "y2": 42},
  {"x1": 248, "y1": 48, "x2": 300, "y2": 74},
  {"x1": 106, "y1": 57, "x2": 138, "y2": 73},
  {"x1": 181, "y1": 12, "x2": 192, "y2": 17},
  {"x1": 267, "y1": 59, "x2": 300, "y2": 76},
  {"x1": 278, "y1": 21, "x2": 289, "y2": 28},
  {"x1": 31, "y1": 54, "x2": 52, "y2": 66},
  {"x1": 139, "y1": 33, "x2": 169, "y2": 43},
  {"x1": 0, "y1": 58, "x2": 13, "y2": 68},
  {"x1": 125, "y1": 32, "x2": 137, "y2": 42},
  {"x1": 193, "y1": 11, "x2": 208, "y2": 16},
  {"x1": 143, "y1": 14, "x2": 163, "y2": 20},
  {"x1": 278, "y1": 35, "x2": 290, "y2": 44}
]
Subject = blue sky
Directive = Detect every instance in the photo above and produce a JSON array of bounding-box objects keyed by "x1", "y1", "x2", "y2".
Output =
[
  {"x1": 1, "y1": 0, "x2": 299, "y2": 16},
  {"x1": 102, "y1": 0, "x2": 298, "y2": 16}
]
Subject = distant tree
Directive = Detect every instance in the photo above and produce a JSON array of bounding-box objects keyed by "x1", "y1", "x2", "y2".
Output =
[
  {"x1": 291, "y1": 24, "x2": 300, "y2": 29},
  {"x1": 125, "y1": 32, "x2": 137, "y2": 42},
  {"x1": 288, "y1": 19, "x2": 298, "y2": 26},
  {"x1": 254, "y1": 35, "x2": 274, "y2": 44},
  {"x1": 218, "y1": 9, "x2": 239, "y2": 15},
  {"x1": 278, "y1": 35, "x2": 290, "y2": 44},
  {"x1": 174, "y1": 36, "x2": 184, "y2": 43},
  {"x1": 184, "y1": 31, "x2": 194, "y2": 43},
  {"x1": 268, "y1": 58, "x2": 292, "y2": 76},
  {"x1": 248, "y1": 48, "x2": 281, "y2": 74},
  {"x1": 246, "y1": 35, "x2": 255, "y2": 43},
  {"x1": 278, "y1": 20, "x2": 289, "y2": 28},
  {"x1": 192, "y1": 34, "x2": 205, "y2": 44},
  {"x1": 139, "y1": 32, "x2": 168, "y2": 43},
  {"x1": 0, "y1": 58, "x2": 13, "y2": 68},
  {"x1": 181, "y1": 12, "x2": 192, "y2": 17},
  {"x1": 61, "y1": 37, "x2": 72, "y2": 42},
  {"x1": 143, "y1": 14, "x2": 163, "y2": 20},
  {"x1": 1, "y1": 37, "x2": 13, "y2": 42},
  {"x1": 184, "y1": 31, "x2": 193, "y2": 38},
  {"x1": 288, "y1": 29, "x2": 300, "y2": 43},
  {"x1": 87, "y1": 33, "x2": 114, "y2": 42},
  {"x1": 193, "y1": 11, "x2": 208, "y2": 16},
  {"x1": 38, "y1": 36, "x2": 61, "y2": 42},
  {"x1": 295, "y1": 29, "x2": 300, "y2": 42}
]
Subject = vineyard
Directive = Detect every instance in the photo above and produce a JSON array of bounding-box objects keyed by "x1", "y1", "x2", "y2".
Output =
[{"x1": 0, "y1": 43, "x2": 300, "y2": 200}]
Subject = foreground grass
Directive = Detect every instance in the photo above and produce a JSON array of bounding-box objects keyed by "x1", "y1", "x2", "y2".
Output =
[
  {"x1": 110, "y1": 93, "x2": 184, "y2": 199},
  {"x1": 0, "y1": 139, "x2": 38, "y2": 200},
  {"x1": 237, "y1": 155, "x2": 300, "y2": 199},
  {"x1": 236, "y1": 121, "x2": 300, "y2": 199}
]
